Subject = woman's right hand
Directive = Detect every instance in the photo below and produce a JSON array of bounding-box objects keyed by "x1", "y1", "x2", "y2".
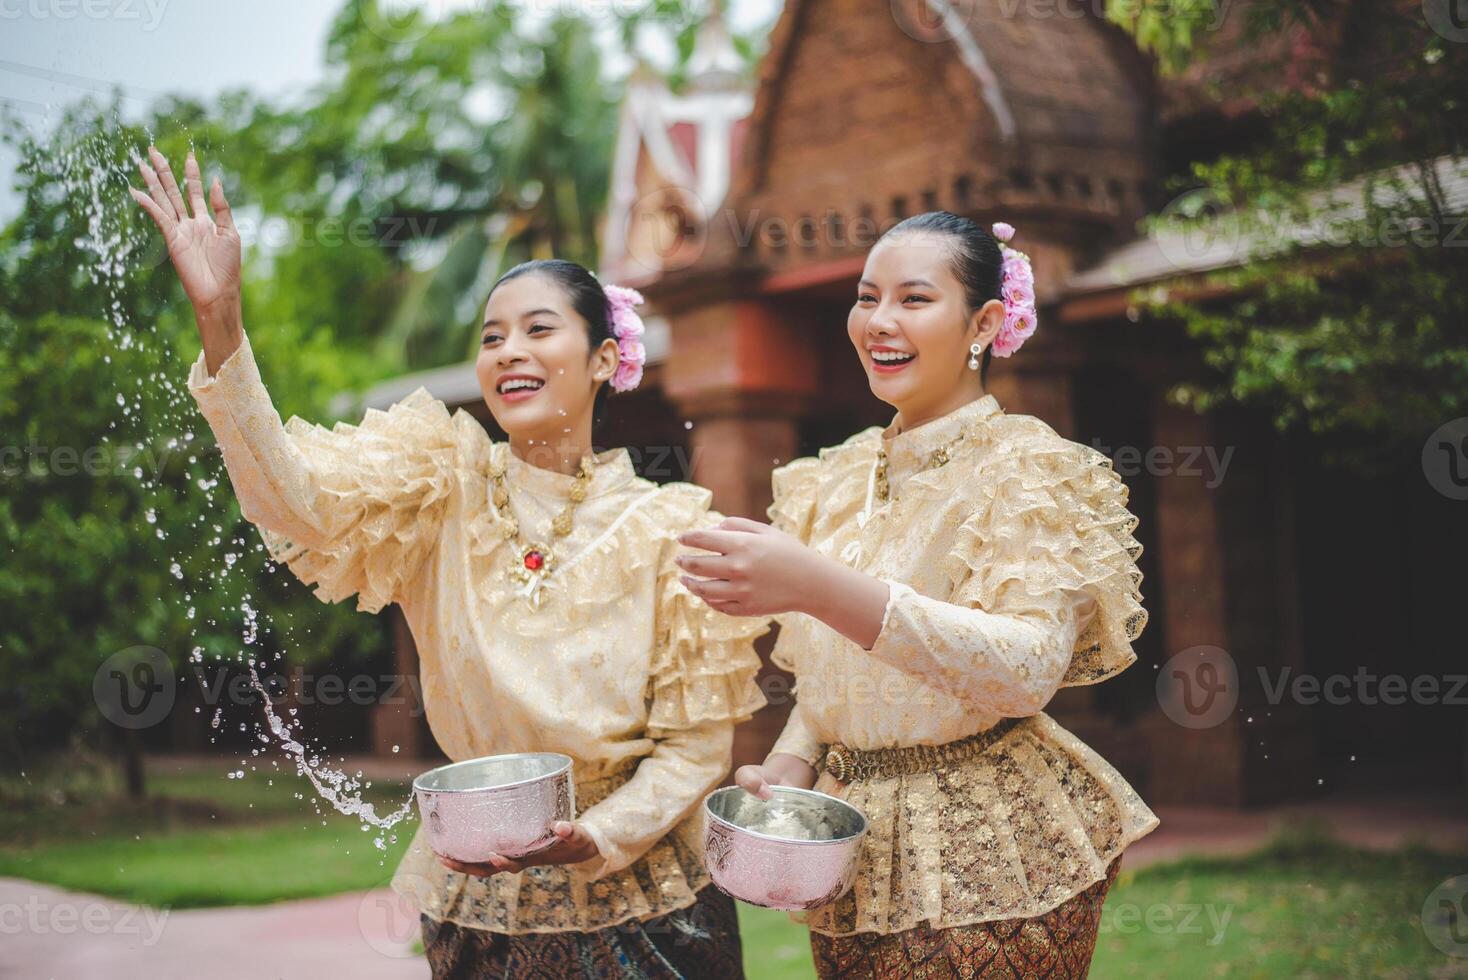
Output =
[
  {"x1": 129, "y1": 145, "x2": 242, "y2": 330},
  {"x1": 735, "y1": 752, "x2": 818, "y2": 801}
]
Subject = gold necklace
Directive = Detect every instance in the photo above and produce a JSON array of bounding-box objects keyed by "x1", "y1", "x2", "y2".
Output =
[
  {"x1": 487, "y1": 449, "x2": 594, "y2": 608},
  {"x1": 873, "y1": 437, "x2": 964, "y2": 504}
]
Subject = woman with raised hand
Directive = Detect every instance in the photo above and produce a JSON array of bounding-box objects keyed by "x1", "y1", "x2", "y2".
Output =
[
  {"x1": 131, "y1": 146, "x2": 767, "y2": 979},
  {"x1": 676, "y1": 211, "x2": 1158, "y2": 979}
]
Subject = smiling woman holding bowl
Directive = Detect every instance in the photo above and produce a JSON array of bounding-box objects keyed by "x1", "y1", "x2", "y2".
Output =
[{"x1": 130, "y1": 145, "x2": 770, "y2": 979}]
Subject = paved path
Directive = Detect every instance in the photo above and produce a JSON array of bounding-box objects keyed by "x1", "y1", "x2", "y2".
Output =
[
  {"x1": 0, "y1": 879, "x2": 427, "y2": 980},
  {"x1": 3, "y1": 795, "x2": 1465, "y2": 979}
]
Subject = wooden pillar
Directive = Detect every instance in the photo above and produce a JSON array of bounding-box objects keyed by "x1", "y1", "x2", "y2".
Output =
[
  {"x1": 1139, "y1": 395, "x2": 1313, "y2": 805},
  {"x1": 663, "y1": 297, "x2": 822, "y2": 517},
  {"x1": 371, "y1": 607, "x2": 431, "y2": 759},
  {"x1": 686, "y1": 415, "x2": 801, "y2": 519},
  {"x1": 662, "y1": 297, "x2": 822, "y2": 772},
  {"x1": 987, "y1": 358, "x2": 1077, "y2": 440}
]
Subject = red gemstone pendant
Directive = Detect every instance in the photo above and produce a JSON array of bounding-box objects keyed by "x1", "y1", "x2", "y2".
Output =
[{"x1": 523, "y1": 550, "x2": 545, "y2": 571}]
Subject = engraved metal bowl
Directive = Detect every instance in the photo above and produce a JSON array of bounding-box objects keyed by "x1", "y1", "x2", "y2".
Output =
[
  {"x1": 703, "y1": 785, "x2": 869, "y2": 911},
  {"x1": 413, "y1": 753, "x2": 574, "y2": 863}
]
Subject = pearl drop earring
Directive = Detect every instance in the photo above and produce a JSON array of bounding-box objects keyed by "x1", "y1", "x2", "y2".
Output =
[{"x1": 968, "y1": 342, "x2": 983, "y2": 371}]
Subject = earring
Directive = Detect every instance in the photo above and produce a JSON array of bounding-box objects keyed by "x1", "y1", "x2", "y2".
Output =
[{"x1": 968, "y1": 343, "x2": 982, "y2": 371}]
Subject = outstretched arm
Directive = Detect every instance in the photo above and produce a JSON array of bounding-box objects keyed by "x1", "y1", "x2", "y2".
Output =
[
  {"x1": 134, "y1": 146, "x2": 457, "y2": 614},
  {"x1": 677, "y1": 517, "x2": 1088, "y2": 717}
]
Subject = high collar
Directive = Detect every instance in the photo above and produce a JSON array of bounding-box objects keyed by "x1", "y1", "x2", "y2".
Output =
[
  {"x1": 880, "y1": 393, "x2": 1003, "y2": 486},
  {"x1": 496, "y1": 443, "x2": 638, "y2": 500}
]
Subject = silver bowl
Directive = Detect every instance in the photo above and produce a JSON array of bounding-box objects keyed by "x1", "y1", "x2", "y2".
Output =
[
  {"x1": 703, "y1": 785, "x2": 868, "y2": 911},
  {"x1": 413, "y1": 753, "x2": 574, "y2": 863}
]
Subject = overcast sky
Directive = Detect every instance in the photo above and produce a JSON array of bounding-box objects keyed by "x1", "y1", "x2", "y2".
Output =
[{"x1": 0, "y1": 0, "x2": 779, "y2": 222}]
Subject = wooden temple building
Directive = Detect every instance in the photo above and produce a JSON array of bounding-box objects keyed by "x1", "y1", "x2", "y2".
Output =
[{"x1": 356, "y1": 0, "x2": 1468, "y2": 806}]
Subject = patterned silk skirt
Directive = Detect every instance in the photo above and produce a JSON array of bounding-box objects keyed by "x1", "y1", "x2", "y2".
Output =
[
  {"x1": 419, "y1": 882, "x2": 744, "y2": 980},
  {"x1": 810, "y1": 854, "x2": 1121, "y2": 979}
]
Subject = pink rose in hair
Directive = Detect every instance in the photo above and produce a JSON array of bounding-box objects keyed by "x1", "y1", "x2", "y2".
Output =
[
  {"x1": 989, "y1": 221, "x2": 1037, "y2": 358},
  {"x1": 603, "y1": 284, "x2": 648, "y2": 392}
]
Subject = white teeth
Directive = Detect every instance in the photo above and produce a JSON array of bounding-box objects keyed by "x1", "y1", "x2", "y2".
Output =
[
  {"x1": 499, "y1": 378, "x2": 544, "y2": 393},
  {"x1": 871, "y1": 350, "x2": 915, "y2": 363}
]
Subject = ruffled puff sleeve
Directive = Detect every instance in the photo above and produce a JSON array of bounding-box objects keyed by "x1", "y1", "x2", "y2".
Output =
[
  {"x1": 645, "y1": 486, "x2": 772, "y2": 737},
  {"x1": 186, "y1": 332, "x2": 461, "y2": 615},
  {"x1": 867, "y1": 424, "x2": 1149, "y2": 716},
  {"x1": 572, "y1": 487, "x2": 771, "y2": 879}
]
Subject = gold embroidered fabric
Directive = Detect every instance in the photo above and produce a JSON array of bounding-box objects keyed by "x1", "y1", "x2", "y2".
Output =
[
  {"x1": 186, "y1": 333, "x2": 769, "y2": 933},
  {"x1": 765, "y1": 393, "x2": 1158, "y2": 936}
]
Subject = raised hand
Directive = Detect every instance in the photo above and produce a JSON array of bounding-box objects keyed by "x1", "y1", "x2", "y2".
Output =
[{"x1": 129, "y1": 146, "x2": 242, "y2": 327}]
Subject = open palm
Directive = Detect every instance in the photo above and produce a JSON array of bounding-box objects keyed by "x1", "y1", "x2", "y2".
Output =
[{"x1": 129, "y1": 146, "x2": 241, "y2": 319}]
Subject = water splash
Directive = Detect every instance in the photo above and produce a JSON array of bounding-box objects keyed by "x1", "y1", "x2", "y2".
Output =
[
  {"x1": 250, "y1": 666, "x2": 413, "y2": 834},
  {"x1": 41, "y1": 110, "x2": 420, "y2": 852}
]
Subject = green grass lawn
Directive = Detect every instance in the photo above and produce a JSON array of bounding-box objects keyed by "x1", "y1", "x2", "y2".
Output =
[{"x1": 3, "y1": 756, "x2": 1466, "y2": 978}]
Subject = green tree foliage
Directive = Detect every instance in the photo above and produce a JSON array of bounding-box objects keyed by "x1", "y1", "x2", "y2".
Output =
[
  {"x1": 1109, "y1": 0, "x2": 1468, "y2": 470},
  {"x1": 0, "y1": 105, "x2": 383, "y2": 773},
  {"x1": 0, "y1": 1, "x2": 762, "y2": 769}
]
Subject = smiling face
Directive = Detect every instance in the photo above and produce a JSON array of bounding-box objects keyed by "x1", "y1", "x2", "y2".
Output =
[
  {"x1": 474, "y1": 273, "x2": 619, "y2": 451},
  {"x1": 847, "y1": 229, "x2": 1004, "y2": 427}
]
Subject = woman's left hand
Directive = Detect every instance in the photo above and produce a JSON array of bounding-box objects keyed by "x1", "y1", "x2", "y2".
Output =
[
  {"x1": 437, "y1": 821, "x2": 601, "y2": 877},
  {"x1": 675, "y1": 517, "x2": 829, "y2": 617}
]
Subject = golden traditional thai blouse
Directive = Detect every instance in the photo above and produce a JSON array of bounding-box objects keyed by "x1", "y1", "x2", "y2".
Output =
[
  {"x1": 185, "y1": 333, "x2": 769, "y2": 934},
  {"x1": 765, "y1": 393, "x2": 1159, "y2": 937}
]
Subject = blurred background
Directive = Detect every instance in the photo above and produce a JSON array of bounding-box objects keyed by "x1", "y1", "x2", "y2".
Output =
[{"x1": 2, "y1": 0, "x2": 1466, "y2": 976}]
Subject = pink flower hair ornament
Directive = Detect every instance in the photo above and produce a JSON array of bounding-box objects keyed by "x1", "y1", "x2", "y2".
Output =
[
  {"x1": 603, "y1": 284, "x2": 648, "y2": 392},
  {"x1": 989, "y1": 221, "x2": 1037, "y2": 358}
]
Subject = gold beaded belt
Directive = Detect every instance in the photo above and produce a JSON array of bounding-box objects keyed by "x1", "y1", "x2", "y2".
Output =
[
  {"x1": 574, "y1": 756, "x2": 642, "y2": 812},
  {"x1": 821, "y1": 717, "x2": 1027, "y2": 783}
]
